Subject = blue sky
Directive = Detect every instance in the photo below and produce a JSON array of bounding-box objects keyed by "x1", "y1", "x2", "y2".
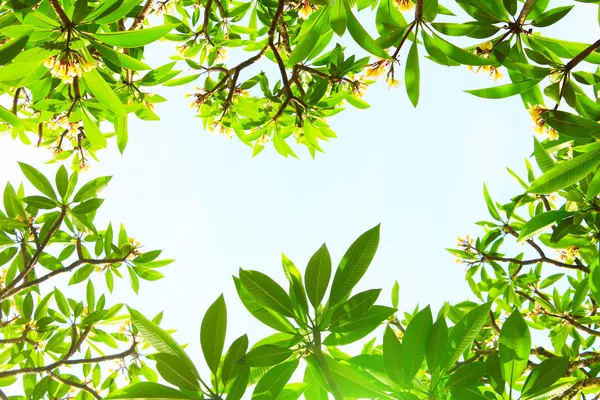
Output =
[{"x1": 0, "y1": 0, "x2": 598, "y2": 379}]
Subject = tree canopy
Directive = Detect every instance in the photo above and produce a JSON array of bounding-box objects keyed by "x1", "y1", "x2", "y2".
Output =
[{"x1": 1, "y1": 0, "x2": 600, "y2": 399}]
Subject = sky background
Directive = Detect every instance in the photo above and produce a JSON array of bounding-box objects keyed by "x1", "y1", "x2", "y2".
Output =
[{"x1": 0, "y1": 0, "x2": 599, "y2": 381}]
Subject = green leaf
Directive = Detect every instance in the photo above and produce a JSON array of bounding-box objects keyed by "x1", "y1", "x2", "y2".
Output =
[
  {"x1": 324, "y1": 305, "x2": 395, "y2": 345},
  {"x1": 405, "y1": 40, "x2": 420, "y2": 107},
  {"x1": 426, "y1": 317, "x2": 448, "y2": 373},
  {"x1": 73, "y1": 176, "x2": 112, "y2": 202},
  {"x1": 305, "y1": 243, "x2": 331, "y2": 309},
  {"x1": 522, "y1": 357, "x2": 568, "y2": 396},
  {"x1": 243, "y1": 344, "x2": 293, "y2": 367},
  {"x1": 128, "y1": 307, "x2": 199, "y2": 378},
  {"x1": 55, "y1": 165, "x2": 69, "y2": 200},
  {"x1": 499, "y1": 310, "x2": 531, "y2": 387},
  {"x1": 0, "y1": 104, "x2": 26, "y2": 128},
  {"x1": 89, "y1": 24, "x2": 177, "y2": 48},
  {"x1": 528, "y1": 143, "x2": 600, "y2": 193},
  {"x1": 240, "y1": 269, "x2": 295, "y2": 318},
  {"x1": 533, "y1": 137, "x2": 555, "y2": 173},
  {"x1": 587, "y1": 168, "x2": 600, "y2": 200},
  {"x1": 483, "y1": 183, "x2": 501, "y2": 221},
  {"x1": 466, "y1": 79, "x2": 541, "y2": 99},
  {"x1": 433, "y1": 33, "x2": 493, "y2": 66},
  {"x1": 0, "y1": 35, "x2": 29, "y2": 66},
  {"x1": 383, "y1": 325, "x2": 402, "y2": 382},
  {"x1": 532, "y1": 6, "x2": 574, "y2": 27},
  {"x1": 201, "y1": 294, "x2": 227, "y2": 375},
  {"x1": 282, "y1": 254, "x2": 308, "y2": 318},
  {"x1": 486, "y1": 351, "x2": 505, "y2": 395},
  {"x1": 543, "y1": 110, "x2": 600, "y2": 138},
  {"x1": 330, "y1": 0, "x2": 347, "y2": 36},
  {"x1": 422, "y1": 0, "x2": 438, "y2": 21},
  {"x1": 23, "y1": 195, "x2": 58, "y2": 209},
  {"x1": 590, "y1": 262, "x2": 600, "y2": 303},
  {"x1": 18, "y1": 162, "x2": 56, "y2": 200},
  {"x1": 446, "y1": 362, "x2": 486, "y2": 388},
  {"x1": 222, "y1": 334, "x2": 248, "y2": 384},
  {"x1": 155, "y1": 353, "x2": 201, "y2": 391},
  {"x1": 90, "y1": 40, "x2": 152, "y2": 70},
  {"x1": 345, "y1": 4, "x2": 389, "y2": 59},
  {"x1": 105, "y1": 382, "x2": 200, "y2": 399},
  {"x1": 329, "y1": 224, "x2": 380, "y2": 306},
  {"x1": 252, "y1": 360, "x2": 299, "y2": 400},
  {"x1": 54, "y1": 288, "x2": 70, "y2": 317},
  {"x1": 72, "y1": 198, "x2": 104, "y2": 214},
  {"x1": 233, "y1": 276, "x2": 295, "y2": 333},
  {"x1": 517, "y1": 210, "x2": 570, "y2": 242},
  {"x1": 442, "y1": 302, "x2": 491, "y2": 369},
  {"x1": 288, "y1": 8, "x2": 331, "y2": 66},
  {"x1": 402, "y1": 306, "x2": 433, "y2": 382},
  {"x1": 82, "y1": 68, "x2": 126, "y2": 116}
]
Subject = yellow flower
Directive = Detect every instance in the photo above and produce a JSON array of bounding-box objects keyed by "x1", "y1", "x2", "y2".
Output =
[
  {"x1": 298, "y1": 1, "x2": 314, "y2": 19},
  {"x1": 456, "y1": 235, "x2": 474, "y2": 249},
  {"x1": 550, "y1": 70, "x2": 562, "y2": 83},
  {"x1": 258, "y1": 133, "x2": 270, "y2": 146},
  {"x1": 386, "y1": 77, "x2": 400, "y2": 89},
  {"x1": 185, "y1": 93, "x2": 191, "y2": 98},
  {"x1": 176, "y1": 45, "x2": 188, "y2": 58},
  {"x1": 210, "y1": 122, "x2": 233, "y2": 138},
  {"x1": 215, "y1": 48, "x2": 227, "y2": 63},
  {"x1": 393, "y1": 0, "x2": 414, "y2": 11},
  {"x1": 365, "y1": 62, "x2": 387, "y2": 78},
  {"x1": 491, "y1": 68, "x2": 503, "y2": 81},
  {"x1": 548, "y1": 128, "x2": 559, "y2": 141}
]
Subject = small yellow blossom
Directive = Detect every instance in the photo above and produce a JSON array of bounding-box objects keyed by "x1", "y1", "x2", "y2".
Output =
[
  {"x1": 365, "y1": 60, "x2": 388, "y2": 78},
  {"x1": 210, "y1": 121, "x2": 233, "y2": 138},
  {"x1": 175, "y1": 45, "x2": 188, "y2": 58},
  {"x1": 393, "y1": 0, "x2": 414, "y2": 11},
  {"x1": 386, "y1": 76, "x2": 401, "y2": 89},
  {"x1": 215, "y1": 48, "x2": 227, "y2": 63},
  {"x1": 297, "y1": 1, "x2": 314, "y2": 19},
  {"x1": 550, "y1": 70, "x2": 562, "y2": 83},
  {"x1": 528, "y1": 104, "x2": 558, "y2": 140},
  {"x1": 258, "y1": 133, "x2": 270, "y2": 146},
  {"x1": 456, "y1": 235, "x2": 474, "y2": 249}
]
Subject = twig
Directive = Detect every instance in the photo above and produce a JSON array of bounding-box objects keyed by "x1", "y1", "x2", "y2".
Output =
[{"x1": 517, "y1": 0, "x2": 536, "y2": 25}]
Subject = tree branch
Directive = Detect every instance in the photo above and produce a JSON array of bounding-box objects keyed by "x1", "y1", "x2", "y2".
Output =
[
  {"x1": 129, "y1": 0, "x2": 156, "y2": 30},
  {"x1": 565, "y1": 39, "x2": 600, "y2": 71},
  {"x1": 517, "y1": 0, "x2": 536, "y2": 25},
  {"x1": 48, "y1": 0, "x2": 71, "y2": 27},
  {"x1": 48, "y1": 372, "x2": 101, "y2": 400}
]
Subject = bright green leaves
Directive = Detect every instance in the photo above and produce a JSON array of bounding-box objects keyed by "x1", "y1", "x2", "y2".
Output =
[
  {"x1": 252, "y1": 360, "x2": 299, "y2": 400},
  {"x1": 81, "y1": 106, "x2": 107, "y2": 149},
  {"x1": 305, "y1": 243, "x2": 332, "y2": 309},
  {"x1": 288, "y1": 7, "x2": 331, "y2": 66},
  {"x1": 466, "y1": 79, "x2": 542, "y2": 99},
  {"x1": 106, "y1": 382, "x2": 201, "y2": 399},
  {"x1": 521, "y1": 357, "x2": 569, "y2": 398},
  {"x1": 89, "y1": 24, "x2": 177, "y2": 48},
  {"x1": 401, "y1": 306, "x2": 433, "y2": 382},
  {"x1": 443, "y1": 303, "x2": 491, "y2": 369},
  {"x1": 330, "y1": 0, "x2": 347, "y2": 36},
  {"x1": 240, "y1": 269, "x2": 295, "y2": 318},
  {"x1": 243, "y1": 344, "x2": 294, "y2": 367},
  {"x1": 528, "y1": 143, "x2": 600, "y2": 193},
  {"x1": 483, "y1": 183, "x2": 501, "y2": 221},
  {"x1": 405, "y1": 41, "x2": 420, "y2": 107},
  {"x1": 517, "y1": 210, "x2": 570, "y2": 242},
  {"x1": 201, "y1": 294, "x2": 227, "y2": 376},
  {"x1": 18, "y1": 162, "x2": 56, "y2": 200},
  {"x1": 345, "y1": 3, "x2": 389, "y2": 59},
  {"x1": 0, "y1": 34, "x2": 29, "y2": 66},
  {"x1": 383, "y1": 325, "x2": 403, "y2": 382},
  {"x1": 155, "y1": 353, "x2": 201, "y2": 391},
  {"x1": 499, "y1": 310, "x2": 530, "y2": 387},
  {"x1": 128, "y1": 307, "x2": 199, "y2": 377},
  {"x1": 82, "y1": 68, "x2": 126, "y2": 116},
  {"x1": 422, "y1": 0, "x2": 439, "y2": 21},
  {"x1": 426, "y1": 317, "x2": 448, "y2": 373},
  {"x1": 329, "y1": 224, "x2": 380, "y2": 306}
]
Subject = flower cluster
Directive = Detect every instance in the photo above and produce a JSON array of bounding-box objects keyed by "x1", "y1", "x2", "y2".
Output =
[
  {"x1": 457, "y1": 235, "x2": 474, "y2": 250},
  {"x1": 468, "y1": 42, "x2": 503, "y2": 80},
  {"x1": 44, "y1": 54, "x2": 95, "y2": 84},
  {"x1": 393, "y1": 0, "x2": 414, "y2": 11},
  {"x1": 127, "y1": 237, "x2": 143, "y2": 259},
  {"x1": 556, "y1": 247, "x2": 579, "y2": 262},
  {"x1": 47, "y1": 115, "x2": 82, "y2": 138},
  {"x1": 210, "y1": 121, "x2": 233, "y2": 138},
  {"x1": 528, "y1": 104, "x2": 559, "y2": 140}
]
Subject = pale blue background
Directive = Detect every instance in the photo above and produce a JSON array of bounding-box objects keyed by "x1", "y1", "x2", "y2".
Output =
[{"x1": 0, "y1": 0, "x2": 598, "y2": 382}]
